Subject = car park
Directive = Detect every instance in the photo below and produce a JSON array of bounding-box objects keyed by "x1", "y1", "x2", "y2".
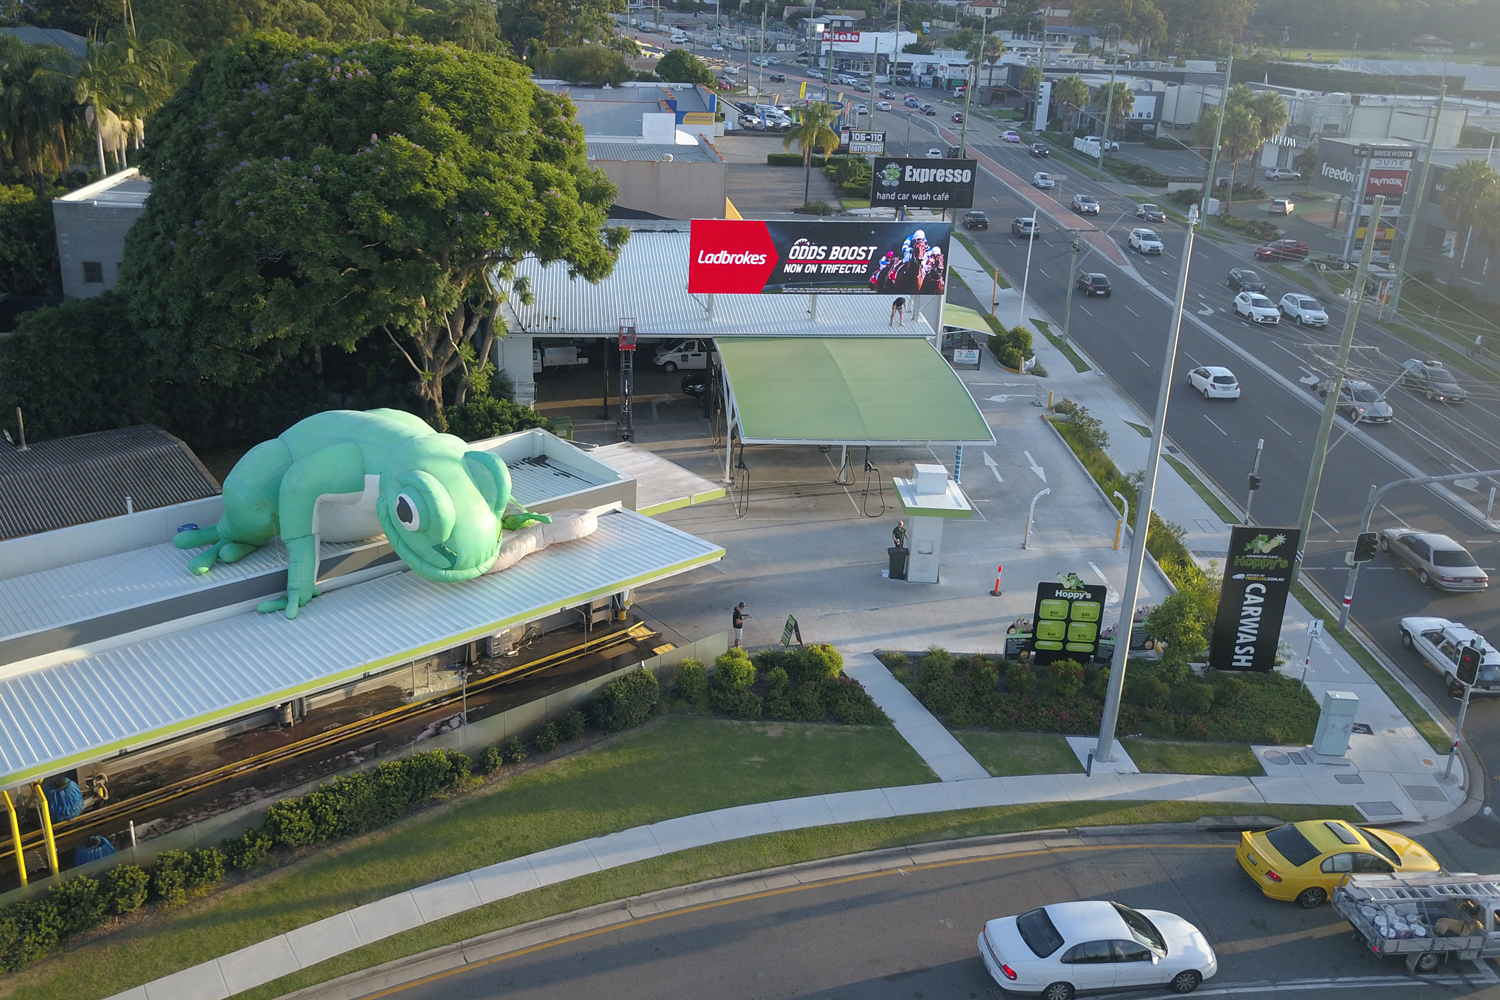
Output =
[
  {"x1": 1383, "y1": 532, "x2": 1488, "y2": 590},
  {"x1": 1012, "y1": 217, "x2": 1040, "y2": 239},
  {"x1": 733, "y1": 101, "x2": 755, "y2": 114},
  {"x1": 1316, "y1": 378, "x2": 1393, "y2": 423},
  {"x1": 1127, "y1": 228, "x2": 1163, "y2": 254},
  {"x1": 1264, "y1": 166, "x2": 1301, "y2": 181},
  {"x1": 875, "y1": 100, "x2": 892, "y2": 110},
  {"x1": 1226, "y1": 268, "x2": 1265, "y2": 293},
  {"x1": 1232, "y1": 291, "x2": 1280, "y2": 324},
  {"x1": 1400, "y1": 617, "x2": 1500, "y2": 695},
  {"x1": 1279, "y1": 293, "x2": 1328, "y2": 326},
  {"x1": 926, "y1": 146, "x2": 943, "y2": 158},
  {"x1": 1071, "y1": 193, "x2": 1100, "y2": 215},
  {"x1": 978, "y1": 900, "x2": 1217, "y2": 997},
  {"x1": 737, "y1": 115, "x2": 763, "y2": 129},
  {"x1": 1134, "y1": 203, "x2": 1166, "y2": 222},
  {"x1": 1270, "y1": 197, "x2": 1294, "y2": 214},
  {"x1": 1076, "y1": 273, "x2": 1111, "y2": 297},
  {"x1": 1033, "y1": 171, "x2": 1055, "y2": 189},
  {"x1": 1029, "y1": 142, "x2": 1049, "y2": 157},
  {"x1": 1254, "y1": 238, "x2": 1310, "y2": 261},
  {"x1": 1235, "y1": 820, "x2": 1440, "y2": 909},
  {"x1": 652, "y1": 338, "x2": 710, "y2": 372},
  {"x1": 1002, "y1": 130, "x2": 1022, "y2": 142},
  {"x1": 1400, "y1": 358, "x2": 1468, "y2": 402},
  {"x1": 951, "y1": 111, "x2": 965, "y2": 123},
  {"x1": 962, "y1": 210, "x2": 989, "y2": 230},
  {"x1": 1186, "y1": 366, "x2": 1240, "y2": 399},
  {"x1": 920, "y1": 103, "x2": 936, "y2": 115}
]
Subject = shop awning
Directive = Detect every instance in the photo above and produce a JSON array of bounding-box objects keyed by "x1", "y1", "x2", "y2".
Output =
[
  {"x1": 715, "y1": 337, "x2": 995, "y2": 446},
  {"x1": 941, "y1": 303, "x2": 992, "y2": 334}
]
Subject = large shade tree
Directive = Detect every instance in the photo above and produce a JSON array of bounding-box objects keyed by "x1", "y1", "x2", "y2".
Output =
[
  {"x1": 1051, "y1": 75, "x2": 1088, "y2": 131},
  {"x1": 1442, "y1": 159, "x2": 1498, "y2": 275},
  {"x1": 124, "y1": 32, "x2": 625, "y2": 428},
  {"x1": 1192, "y1": 84, "x2": 1286, "y2": 216}
]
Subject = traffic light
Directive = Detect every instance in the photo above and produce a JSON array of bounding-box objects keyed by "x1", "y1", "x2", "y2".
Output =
[
  {"x1": 1352, "y1": 531, "x2": 1379, "y2": 563},
  {"x1": 1458, "y1": 644, "x2": 1482, "y2": 686},
  {"x1": 1247, "y1": 474, "x2": 1261, "y2": 493}
]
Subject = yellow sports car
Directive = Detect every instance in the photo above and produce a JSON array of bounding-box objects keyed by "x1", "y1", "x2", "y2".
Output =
[{"x1": 1236, "y1": 819, "x2": 1440, "y2": 908}]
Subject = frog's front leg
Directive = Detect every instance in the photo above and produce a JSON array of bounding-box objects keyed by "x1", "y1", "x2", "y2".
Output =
[{"x1": 255, "y1": 442, "x2": 367, "y2": 619}]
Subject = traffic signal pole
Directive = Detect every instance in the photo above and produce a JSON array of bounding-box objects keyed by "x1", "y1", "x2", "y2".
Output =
[{"x1": 1337, "y1": 467, "x2": 1500, "y2": 630}]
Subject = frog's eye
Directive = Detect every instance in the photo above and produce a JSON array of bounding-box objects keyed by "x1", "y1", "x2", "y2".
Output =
[{"x1": 394, "y1": 493, "x2": 421, "y2": 531}]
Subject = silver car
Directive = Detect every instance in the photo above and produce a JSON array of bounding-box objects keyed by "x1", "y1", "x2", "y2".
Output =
[
  {"x1": 1322, "y1": 379, "x2": 1393, "y2": 424},
  {"x1": 1381, "y1": 530, "x2": 1489, "y2": 590}
]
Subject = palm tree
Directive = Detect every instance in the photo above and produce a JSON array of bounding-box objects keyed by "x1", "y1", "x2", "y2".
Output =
[
  {"x1": 1018, "y1": 63, "x2": 1042, "y2": 124},
  {"x1": 1052, "y1": 74, "x2": 1088, "y2": 132},
  {"x1": 1442, "y1": 159, "x2": 1498, "y2": 276},
  {"x1": 0, "y1": 36, "x2": 77, "y2": 180},
  {"x1": 1470, "y1": 185, "x2": 1500, "y2": 278},
  {"x1": 980, "y1": 35, "x2": 1005, "y2": 89},
  {"x1": 783, "y1": 101, "x2": 840, "y2": 207}
]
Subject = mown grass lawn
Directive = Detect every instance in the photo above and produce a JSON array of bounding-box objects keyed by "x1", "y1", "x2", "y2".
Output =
[
  {"x1": 5, "y1": 717, "x2": 935, "y2": 1000},
  {"x1": 1122, "y1": 739, "x2": 1265, "y2": 777},
  {"x1": 955, "y1": 731, "x2": 1083, "y2": 776}
]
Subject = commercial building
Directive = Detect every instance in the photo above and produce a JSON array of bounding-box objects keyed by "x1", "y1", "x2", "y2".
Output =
[{"x1": 51, "y1": 169, "x2": 150, "y2": 298}]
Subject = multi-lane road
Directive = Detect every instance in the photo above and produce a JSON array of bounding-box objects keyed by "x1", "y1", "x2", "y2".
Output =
[{"x1": 377, "y1": 837, "x2": 1500, "y2": 999}]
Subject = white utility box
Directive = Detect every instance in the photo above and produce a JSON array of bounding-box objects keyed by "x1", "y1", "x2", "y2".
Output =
[{"x1": 1312, "y1": 689, "x2": 1359, "y2": 757}]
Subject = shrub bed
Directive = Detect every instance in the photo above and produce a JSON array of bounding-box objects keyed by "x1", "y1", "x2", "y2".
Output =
[
  {"x1": 1105, "y1": 160, "x2": 1169, "y2": 186},
  {"x1": 884, "y1": 647, "x2": 1318, "y2": 744},
  {"x1": 0, "y1": 678, "x2": 632, "y2": 974},
  {"x1": 668, "y1": 647, "x2": 890, "y2": 726}
]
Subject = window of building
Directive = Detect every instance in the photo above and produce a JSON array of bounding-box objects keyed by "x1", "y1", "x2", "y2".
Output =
[{"x1": 82, "y1": 261, "x2": 104, "y2": 284}]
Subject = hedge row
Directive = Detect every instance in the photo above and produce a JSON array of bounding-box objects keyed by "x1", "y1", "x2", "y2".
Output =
[
  {"x1": 669, "y1": 646, "x2": 889, "y2": 726},
  {"x1": 885, "y1": 647, "x2": 1318, "y2": 744},
  {"x1": 0, "y1": 671, "x2": 661, "y2": 975}
]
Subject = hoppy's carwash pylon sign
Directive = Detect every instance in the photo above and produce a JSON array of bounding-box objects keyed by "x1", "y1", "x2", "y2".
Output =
[
  {"x1": 688, "y1": 219, "x2": 951, "y2": 295},
  {"x1": 1208, "y1": 526, "x2": 1301, "y2": 672}
]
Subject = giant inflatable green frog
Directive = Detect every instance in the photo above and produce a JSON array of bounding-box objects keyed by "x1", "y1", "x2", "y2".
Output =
[{"x1": 175, "y1": 408, "x2": 547, "y2": 618}]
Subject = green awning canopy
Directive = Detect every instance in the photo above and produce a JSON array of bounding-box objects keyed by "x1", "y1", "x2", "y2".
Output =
[
  {"x1": 941, "y1": 303, "x2": 992, "y2": 334},
  {"x1": 715, "y1": 337, "x2": 995, "y2": 446}
]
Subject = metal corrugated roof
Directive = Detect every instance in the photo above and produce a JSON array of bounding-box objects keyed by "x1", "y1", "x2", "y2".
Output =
[
  {"x1": 0, "y1": 426, "x2": 220, "y2": 541},
  {"x1": 502, "y1": 230, "x2": 934, "y2": 338},
  {"x1": 587, "y1": 141, "x2": 717, "y2": 162},
  {"x1": 0, "y1": 508, "x2": 723, "y2": 787}
]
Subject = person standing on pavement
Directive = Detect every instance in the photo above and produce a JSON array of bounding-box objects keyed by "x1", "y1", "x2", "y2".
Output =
[
  {"x1": 1473, "y1": 333, "x2": 1485, "y2": 357},
  {"x1": 732, "y1": 602, "x2": 750, "y2": 647},
  {"x1": 892, "y1": 519, "x2": 907, "y2": 548}
]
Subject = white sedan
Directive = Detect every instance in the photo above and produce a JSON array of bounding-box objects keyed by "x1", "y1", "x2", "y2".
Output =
[
  {"x1": 875, "y1": 100, "x2": 892, "y2": 111},
  {"x1": 1002, "y1": 129, "x2": 1022, "y2": 142},
  {"x1": 926, "y1": 147, "x2": 943, "y2": 158},
  {"x1": 1232, "y1": 291, "x2": 1280, "y2": 324},
  {"x1": 1127, "y1": 228, "x2": 1163, "y2": 254},
  {"x1": 979, "y1": 900, "x2": 1217, "y2": 999},
  {"x1": 1279, "y1": 293, "x2": 1328, "y2": 327},
  {"x1": 1187, "y1": 366, "x2": 1240, "y2": 399},
  {"x1": 710, "y1": 42, "x2": 723, "y2": 51},
  {"x1": 854, "y1": 103, "x2": 868, "y2": 114},
  {"x1": 1033, "y1": 171, "x2": 1055, "y2": 189}
]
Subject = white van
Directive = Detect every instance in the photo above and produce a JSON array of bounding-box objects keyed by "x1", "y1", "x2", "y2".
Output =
[
  {"x1": 669, "y1": 31, "x2": 688, "y2": 43},
  {"x1": 652, "y1": 338, "x2": 711, "y2": 372}
]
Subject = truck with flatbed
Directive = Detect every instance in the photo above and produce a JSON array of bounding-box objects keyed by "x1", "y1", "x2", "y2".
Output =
[{"x1": 1332, "y1": 872, "x2": 1500, "y2": 973}]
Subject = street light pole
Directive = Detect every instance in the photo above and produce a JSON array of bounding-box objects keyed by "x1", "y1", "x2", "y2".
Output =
[
  {"x1": 1094, "y1": 207, "x2": 1200, "y2": 765},
  {"x1": 1289, "y1": 195, "x2": 1384, "y2": 591},
  {"x1": 1017, "y1": 208, "x2": 1040, "y2": 331},
  {"x1": 1244, "y1": 437, "x2": 1264, "y2": 520},
  {"x1": 1061, "y1": 231, "x2": 1081, "y2": 340},
  {"x1": 1095, "y1": 23, "x2": 1121, "y2": 181},
  {"x1": 1199, "y1": 41, "x2": 1233, "y2": 218},
  {"x1": 958, "y1": 18, "x2": 984, "y2": 156},
  {"x1": 1385, "y1": 81, "x2": 1446, "y2": 321}
]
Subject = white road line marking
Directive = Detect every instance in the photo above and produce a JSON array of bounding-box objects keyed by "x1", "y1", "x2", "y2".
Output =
[
  {"x1": 1267, "y1": 416, "x2": 1293, "y2": 437},
  {"x1": 983, "y1": 451, "x2": 1003, "y2": 482},
  {"x1": 1382, "y1": 504, "x2": 1412, "y2": 528},
  {"x1": 1037, "y1": 267, "x2": 1050, "y2": 278},
  {"x1": 1125, "y1": 306, "x2": 1140, "y2": 316},
  {"x1": 1315, "y1": 509, "x2": 1338, "y2": 531},
  {"x1": 1080, "y1": 304, "x2": 1094, "y2": 317},
  {"x1": 1132, "y1": 351, "x2": 1151, "y2": 367},
  {"x1": 1205, "y1": 415, "x2": 1229, "y2": 436},
  {"x1": 1087, "y1": 562, "x2": 1120, "y2": 605}
]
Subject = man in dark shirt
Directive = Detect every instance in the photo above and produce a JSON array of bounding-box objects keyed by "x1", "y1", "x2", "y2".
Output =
[{"x1": 732, "y1": 602, "x2": 749, "y2": 647}]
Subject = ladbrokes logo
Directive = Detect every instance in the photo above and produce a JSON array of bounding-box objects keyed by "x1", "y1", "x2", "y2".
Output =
[
  {"x1": 695, "y1": 250, "x2": 768, "y2": 266},
  {"x1": 1320, "y1": 162, "x2": 1356, "y2": 184}
]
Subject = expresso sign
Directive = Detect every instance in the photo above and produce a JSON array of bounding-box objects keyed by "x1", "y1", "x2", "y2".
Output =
[
  {"x1": 688, "y1": 219, "x2": 952, "y2": 294},
  {"x1": 1208, "y1": 526, "x2": 1301, "y2": 672},
  {"x1": 871, "y1": 157, "x2": 977, "y2": 208}
]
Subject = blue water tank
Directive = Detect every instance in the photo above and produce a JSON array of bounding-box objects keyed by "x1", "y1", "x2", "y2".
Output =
[
  {"x1": 43, "y1": 777, "x2": 83, "y2": 821},
  {"x1": 74, "y1": 835, "x2": 116, "y2": 866}
]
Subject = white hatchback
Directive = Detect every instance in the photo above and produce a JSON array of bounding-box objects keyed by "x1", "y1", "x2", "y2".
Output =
[
  {"x1": 1187, "y1": 366, "x2": 1240, "y2": 399},
  {"x1": 1232, "y1": 291, "x2": 1280, "y2": 324},
  {"x1": 875, "y1": 100, "x2": 892, "y2": 110},
  {"x1": 979, "y1": 900, "x2": 1217, "y2": 999},
  {"x1": 1127, "y1": 228, "x2": 1163, "y2": 254},
  {"x1": 1034, "y1": 171, "x2": 1055, "y2": 189}
]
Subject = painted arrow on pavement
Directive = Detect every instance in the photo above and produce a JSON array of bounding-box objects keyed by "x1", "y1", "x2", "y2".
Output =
[
  {"x1": 985, "y1": 395, "x2": 1015, "y2": 403},
  {"x1": 1197, "y1": 304, "x2": 1215, "y2": 316},
  {"x1": 983, "y1": 451, "x2": 1003, "y2": 483},
  {"x1": 1024, "y1": 450, "x2": 1046, "y2": 482}
]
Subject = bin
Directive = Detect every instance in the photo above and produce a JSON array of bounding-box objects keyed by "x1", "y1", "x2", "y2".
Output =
[{"x1": 887, "y1": 546, "x2": 909, "y2": 580}]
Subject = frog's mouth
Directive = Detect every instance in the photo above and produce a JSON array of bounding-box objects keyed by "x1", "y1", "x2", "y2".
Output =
[{"x1": 378, "y1": 505, "x2": 499, "y2": 583}]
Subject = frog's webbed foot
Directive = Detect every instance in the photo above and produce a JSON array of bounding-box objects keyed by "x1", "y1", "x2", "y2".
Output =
[
  {"x1": 256, "y1": 585, "x2": 321, "y2": 619},
  {"x1": 183, "y1": 536, "x2": 262, "y2": 576},
  {"x1": 502, "y1": 510, "x2": 552, "y2": 531},
  {"x1": 174, "y1": 527, "x2": 220, "y2": 549}
]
